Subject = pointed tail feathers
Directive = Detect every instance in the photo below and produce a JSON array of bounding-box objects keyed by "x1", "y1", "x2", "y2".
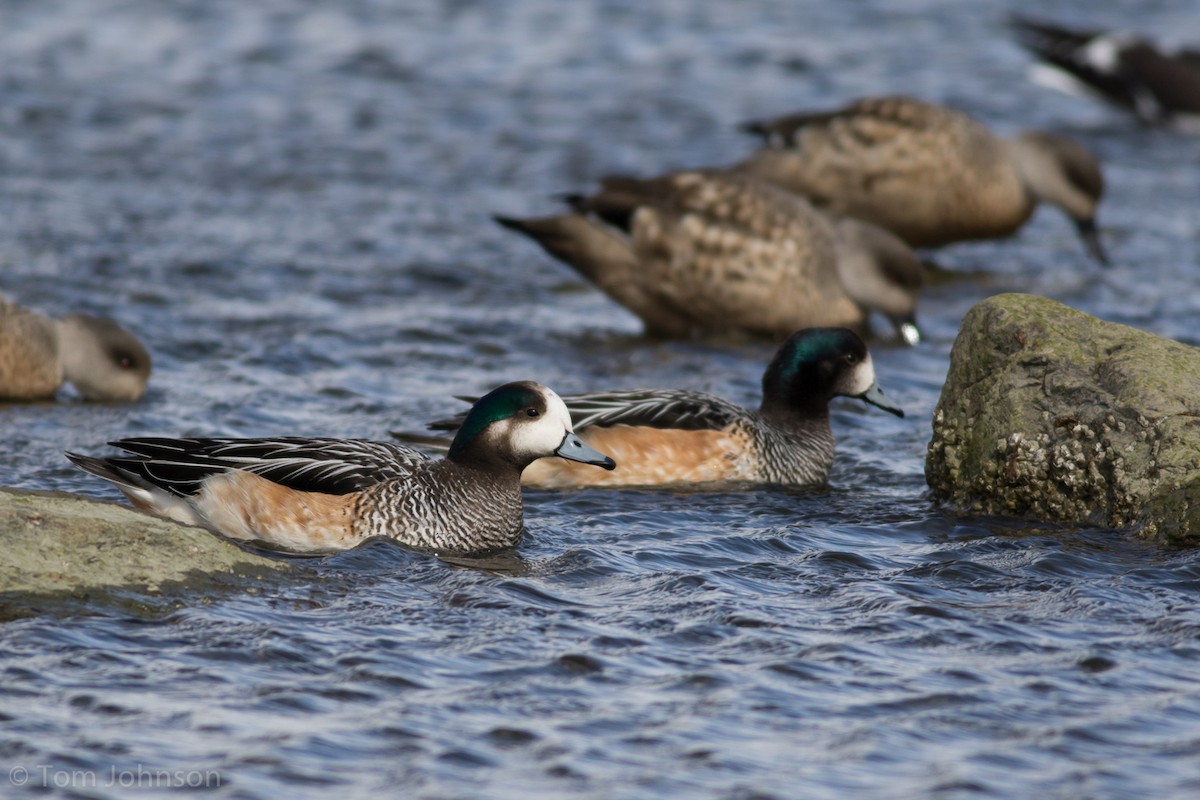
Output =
[{"x1": 64, "y1": 452, "x2": 202, "y2": 526}]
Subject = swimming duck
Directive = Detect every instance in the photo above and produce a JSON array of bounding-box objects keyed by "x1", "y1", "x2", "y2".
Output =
[
  {"x1": 735, "y1": 95, "x2": 1108, "y2": 263},
  {"x1": 66, "y1": 381, "x2": 616, "y2": 555},
  {"x1": 1010, "y1": 15, "x2": 1200, "y2": 126},
  {"x1": 496, "y1": 169, "x2": 923, "y2": 344},
  {"x1": 0, "y1": 293, "x2": 152, "y2": 402},
  {"x1": 400, "y1": 329, "x2": 903, "y2": 488}
]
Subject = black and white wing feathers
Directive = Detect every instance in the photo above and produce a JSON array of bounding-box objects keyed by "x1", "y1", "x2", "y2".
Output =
[
  {"x1": 1010, "y1": 15, "x2": 1200, "y2": 123},
  {"x1": 561, "y1": 389, "x2": 746, "y2": 431},
  {"x1": 73, "y1": 437, "x2": 431, "y2": 497},
  {"x1": 420, "y1": 390, "x2": 746, "y2": 435}
]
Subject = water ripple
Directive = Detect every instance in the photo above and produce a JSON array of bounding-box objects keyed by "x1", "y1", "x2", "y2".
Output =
[{"x1": 4, "y1": 1, "x2": 1200, "y2": 798}]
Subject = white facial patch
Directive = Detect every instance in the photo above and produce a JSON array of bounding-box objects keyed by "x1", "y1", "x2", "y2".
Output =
[
  {"x1": 507, "y1": 387, "x2": 576, "y2": 460},
  {"x1": 845, "y1": 353, "x2": 879, "y2": 397}
]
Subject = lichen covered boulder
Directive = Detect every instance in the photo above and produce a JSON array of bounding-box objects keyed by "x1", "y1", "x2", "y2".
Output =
[
  {"x1": 926, "y1": 293, "x2": 1200, "y2": 544},
  {"x1": 0, "y1": 487, "x2": 290, "y2": 611}
]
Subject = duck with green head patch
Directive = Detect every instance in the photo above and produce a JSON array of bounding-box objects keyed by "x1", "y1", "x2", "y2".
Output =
[
  {"x1": 66, "y1": 381, "x2": 615, "y2": 555},
  {"x1": 400, "y1": 329, "x2": 903, "y2": 488}
]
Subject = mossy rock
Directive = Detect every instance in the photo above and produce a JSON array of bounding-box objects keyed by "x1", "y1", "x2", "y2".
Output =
[
  {"x1": 926, "y1": 293, "x2": 1200, "y2": 545},
  {"x1": 0, "y1": 487, "x2": 292, "y2": 615}
]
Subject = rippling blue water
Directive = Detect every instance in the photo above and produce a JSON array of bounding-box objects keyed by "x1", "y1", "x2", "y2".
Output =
[{"x1": 2, "y1": 1, "x2": 1200, "y2": 797}]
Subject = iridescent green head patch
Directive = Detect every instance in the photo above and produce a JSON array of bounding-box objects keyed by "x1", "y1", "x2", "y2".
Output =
[
  {"x1": 774, "y1": 328, "x2": 854, "y2": 383},
  {"x1": 449, "y1": 382, "x2": 543, "y2": 459}
]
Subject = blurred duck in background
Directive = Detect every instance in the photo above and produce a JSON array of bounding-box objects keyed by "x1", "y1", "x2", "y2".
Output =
[
  {"x1": 496, "y1": 169, "x2": 924, "y2": 345},
  {"x1": 0, "y1": 293, "x2": 152, "y2": 402},
  {"x1": 734, "y1": 95, "x2": 1109, "y2": 263},
  {"x1": 1010, "y1": 15, "x2": 1200, "y2": 127}
]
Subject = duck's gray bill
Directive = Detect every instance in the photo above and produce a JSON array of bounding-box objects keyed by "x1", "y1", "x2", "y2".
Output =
[
  {"x1": 556, "y1": 432, "x2": 617, "y2": 470},
  {"x1": 859, "y1": 383, "x2": 905, "y2": 418},
  {"x1": 1076, "y1": 218, "x2": 1109, "y2": 266}
]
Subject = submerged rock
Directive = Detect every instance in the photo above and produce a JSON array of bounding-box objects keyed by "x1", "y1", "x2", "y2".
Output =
[
  {"x1": 926, "y1": 293, "x2": 1200, "y2": 545},
  {"x1": 0, "y1": 487, "x2": 290, "y2": 611}
]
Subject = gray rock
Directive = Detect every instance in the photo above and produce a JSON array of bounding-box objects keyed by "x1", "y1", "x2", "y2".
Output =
[
  {"x1": 926, "y1": 293, "x2": 1200, "y2": 545},
  {"x1": 0, "y1": 487, "x2": 291, "y2": 613}
]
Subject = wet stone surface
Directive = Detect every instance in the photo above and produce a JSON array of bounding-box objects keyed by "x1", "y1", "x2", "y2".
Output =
[
  {"x1": 0, "y1": 487, "x2": 290, "y2": 615},
  {"x1": 926, "y1": 293, "x2": 1200, "y2": 543}
]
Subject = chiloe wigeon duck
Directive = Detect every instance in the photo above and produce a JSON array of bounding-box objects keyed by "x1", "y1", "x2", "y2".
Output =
[
  {"x1": 496, "y1": 169, "x2": 924, "y2": 344},
  {"x1": 0, "y1": 293, "x2": 152, "y2": 402},
  {"x1": 399, "y1": 329, "x2": 902, "y2": 488},
  {"x1": 1010, "y1": 15, "x2": 1200, "y2": 126},
  {"x1": 735, "y1": 95, "x2": 1109, "y2": 263},
  {"x1": 66, "y1": 381, "x2": 616, "y2": 555}
]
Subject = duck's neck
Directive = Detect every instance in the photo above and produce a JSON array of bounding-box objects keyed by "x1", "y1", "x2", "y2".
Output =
[
  {"x1": 758, "y1": 396, "x2": 830, "y2": 431},
  {"x1": 354, "y1": 458, "x2": 526, "y2": 554},
  {"x1": 439, "y1": 454, "x2": 525, "y2": 490},
  {"x1": 751, "y1": 406, "x2": 837, "y2": 485}
]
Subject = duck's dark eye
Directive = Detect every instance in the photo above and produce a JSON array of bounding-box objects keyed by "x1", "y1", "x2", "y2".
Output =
[
  {"x1": 526, "y1": 408, "x2": 539, "y2": 418},
  {"x1": 844, "y1": 352, "x2": 858, "y2": 365}
]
